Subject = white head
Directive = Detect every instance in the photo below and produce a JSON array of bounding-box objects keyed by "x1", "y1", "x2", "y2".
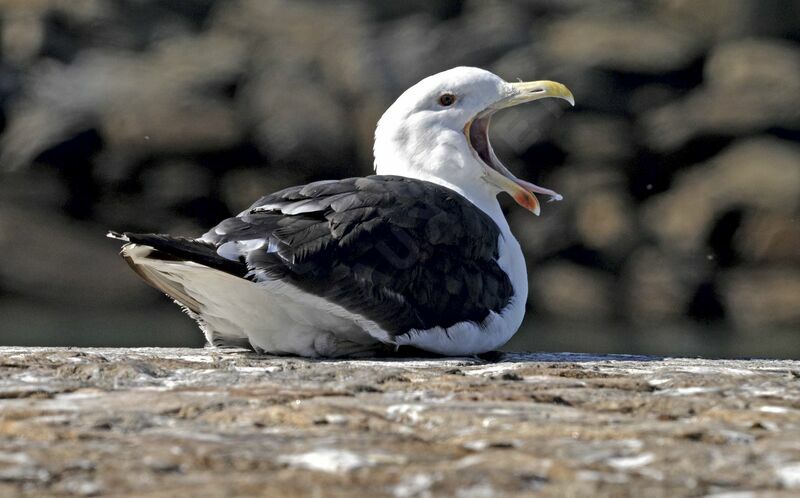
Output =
[{"x1": 374, "y1": 66, "x2": 574, "y2": 215}]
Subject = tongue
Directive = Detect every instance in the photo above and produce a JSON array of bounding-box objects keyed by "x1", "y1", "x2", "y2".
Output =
[
  {"x1": 486, "y1": 140, "x2": 564, "y2": 203},
  {"x1": 513, "y1": 178, "x2": 563, "y2": 202}
]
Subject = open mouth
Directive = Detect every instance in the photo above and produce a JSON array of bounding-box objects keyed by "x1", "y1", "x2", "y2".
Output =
[
  {"x1": 464, "y1": 80, "x2": 574, "y2": 215},
  {"x1": 467, "y1": 111, "x2": 495, "y2": 168}
]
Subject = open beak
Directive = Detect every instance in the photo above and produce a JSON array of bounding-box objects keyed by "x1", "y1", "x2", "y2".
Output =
[{"x1": 465, "y1": 80, "x2": 574, "y2": 215}]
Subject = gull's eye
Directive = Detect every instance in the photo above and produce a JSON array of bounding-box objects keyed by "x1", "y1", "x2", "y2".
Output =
[{"x1": 438, "y1": 93, "x2": 456, "y2": 107}]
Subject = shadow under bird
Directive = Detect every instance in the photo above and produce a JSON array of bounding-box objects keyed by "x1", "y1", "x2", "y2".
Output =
[{"x1": 109, "y1": 67, "x2": 574, "y2": 357}]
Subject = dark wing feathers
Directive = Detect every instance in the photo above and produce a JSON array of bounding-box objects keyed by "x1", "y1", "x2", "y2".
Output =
[{"x1": 151, "y1": 176, "x2": 513, "y2": 336}]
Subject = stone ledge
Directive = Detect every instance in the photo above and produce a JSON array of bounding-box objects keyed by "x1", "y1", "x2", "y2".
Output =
[{"x1": 0, "y1": 347, "x2": 798, "y2": 497}]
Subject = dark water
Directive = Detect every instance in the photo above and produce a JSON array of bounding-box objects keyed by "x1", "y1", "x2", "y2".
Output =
[{"x1": 1, "y1": 300, "x2": 797, "y2": 359}]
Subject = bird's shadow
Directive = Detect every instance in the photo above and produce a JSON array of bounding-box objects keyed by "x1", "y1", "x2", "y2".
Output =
[
  {"x1": 476, "y1": 351, "x2": 664, "y2": 363},
  {"x1": 215, "y1": 346, "x2": 663, "y2": 364}
]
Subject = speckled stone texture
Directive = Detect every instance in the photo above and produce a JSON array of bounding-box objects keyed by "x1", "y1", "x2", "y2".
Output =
[{"x1": 0, "y1": 348, "x2": 799, "y2": 497}]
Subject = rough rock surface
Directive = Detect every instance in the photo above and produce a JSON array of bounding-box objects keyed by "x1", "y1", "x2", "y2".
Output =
[{"x1": 1, "y1": 347, "x2": 799, "y2": 497}]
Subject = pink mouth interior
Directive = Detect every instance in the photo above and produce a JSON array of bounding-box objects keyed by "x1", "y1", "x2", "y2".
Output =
[
  {"x1": 467, "y1": 113, "x2": 563, "y2": 202},
  {"x1": 467, "y1": 113, "x2": 494, "y2": 167}
]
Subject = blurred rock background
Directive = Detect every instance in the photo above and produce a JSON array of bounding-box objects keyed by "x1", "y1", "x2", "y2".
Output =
[{"x1": 0, "y1": 0, "x2": 798, "y2": 357}]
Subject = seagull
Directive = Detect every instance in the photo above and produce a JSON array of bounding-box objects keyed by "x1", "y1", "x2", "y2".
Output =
[{"x1": 109, "y1": 67, "x2": 574, "y2": 357}]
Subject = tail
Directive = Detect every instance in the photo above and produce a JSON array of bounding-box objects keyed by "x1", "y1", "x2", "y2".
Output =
[
  {"x1": 108, "y1": 230, "x2": 251, "y2": 348},
  {"x1": 107, "y1": 231, "x2": 247, "y2": 278},
  {"x1": 108, "y1": 230, "x2": 247, "y2": 312}
]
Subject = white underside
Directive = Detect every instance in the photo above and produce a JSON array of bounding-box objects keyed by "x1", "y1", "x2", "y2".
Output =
[{"x1": 123, "y1": 228, "x2": 527, "y2": 357}]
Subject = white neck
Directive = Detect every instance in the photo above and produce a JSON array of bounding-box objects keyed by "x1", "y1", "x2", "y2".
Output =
[{"x1": 374, "y1": 125, "x2": 509, "y2": 232}]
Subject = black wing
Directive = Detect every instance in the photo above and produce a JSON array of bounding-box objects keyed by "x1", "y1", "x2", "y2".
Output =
[{"x1": 200, "y1": 176, "x2": 513, "y2": 336}]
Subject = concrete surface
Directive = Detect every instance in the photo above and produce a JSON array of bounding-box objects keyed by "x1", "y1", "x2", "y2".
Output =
[{"x1": 0, "y1": 347, "x2": 799, "y2": 497}]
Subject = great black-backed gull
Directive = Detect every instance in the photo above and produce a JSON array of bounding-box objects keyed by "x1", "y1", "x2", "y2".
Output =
[{"x1": 109, "y1": 66, "x2": 574, "y2": 357}]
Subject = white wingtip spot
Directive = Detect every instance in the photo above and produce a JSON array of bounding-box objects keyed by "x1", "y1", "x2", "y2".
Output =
[{"x1": 106, "y1": 231, "x2": 129, "y2": 241}]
